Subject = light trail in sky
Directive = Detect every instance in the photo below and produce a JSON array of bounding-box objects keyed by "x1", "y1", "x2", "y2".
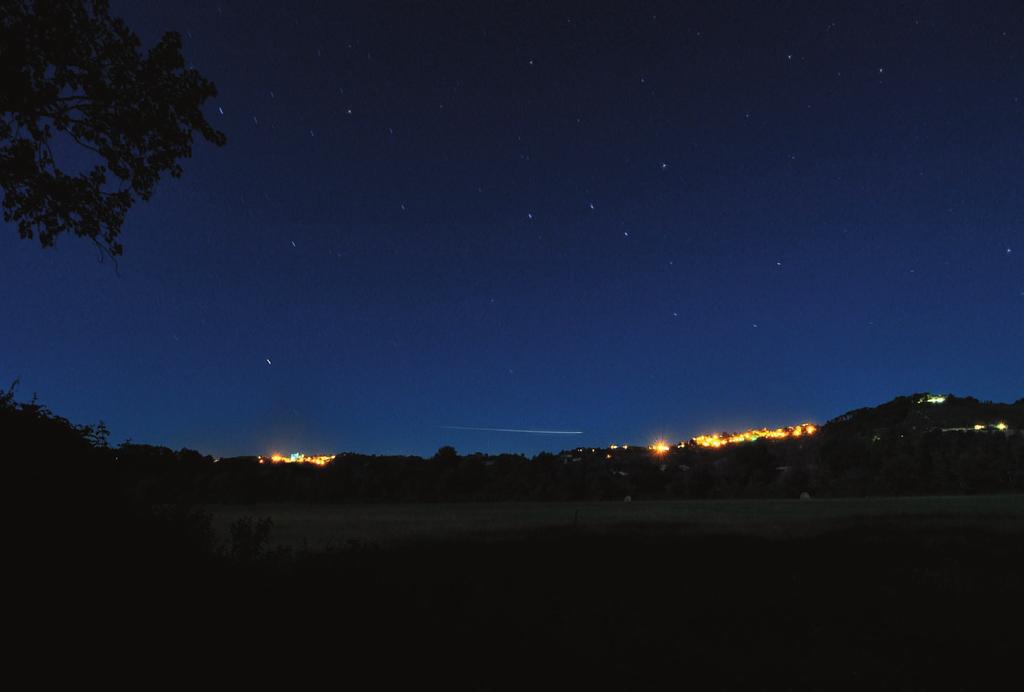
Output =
[{"x1": 441, "y1": 425, "x2": 583, "y2": 435}]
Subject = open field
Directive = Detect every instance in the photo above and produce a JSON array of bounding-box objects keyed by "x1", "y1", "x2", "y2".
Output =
[
  {"x1": 139, "y1": 495, "x2": 1024, "y2": 685},
  {"x1": 208, "y1": 494, "x2": 1024, "y2": 549}
]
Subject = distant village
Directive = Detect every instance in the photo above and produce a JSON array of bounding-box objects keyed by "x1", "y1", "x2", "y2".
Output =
[{"x1": 248, "y1": 394, "x2": 1016, "y2": 468}]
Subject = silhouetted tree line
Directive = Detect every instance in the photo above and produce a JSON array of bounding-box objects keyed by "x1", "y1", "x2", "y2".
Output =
[
  {"x1": 116, "y1": 436, "x2": 1021, "y2": 506},
  {"x1": 5, "y1": 388, "x2": 1021, "y2": 506},
  {"x1": 110, "y1": 395, "x2": 1020, "y2": 503}
]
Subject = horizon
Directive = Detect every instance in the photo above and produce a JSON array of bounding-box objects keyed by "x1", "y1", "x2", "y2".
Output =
[
  {"x1": 28, "y1": 389, "x2": 1020, "y2": 459},
  {"x1": 2, "y1": 1, "x2": 1022, "y2": 458}
]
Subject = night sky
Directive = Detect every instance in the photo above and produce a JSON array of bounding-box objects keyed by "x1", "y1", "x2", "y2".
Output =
[{"x1": 1, "y1": 1, "x2": 1021, "y2": 457}]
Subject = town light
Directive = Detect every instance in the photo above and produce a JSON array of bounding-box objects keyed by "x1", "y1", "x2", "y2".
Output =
[
  {"x1": 690, "y1": 423, "x2": 818, "y2": 449},
  {"x1": 267, "y1": 452, "x2": 335, "y2": 466}
]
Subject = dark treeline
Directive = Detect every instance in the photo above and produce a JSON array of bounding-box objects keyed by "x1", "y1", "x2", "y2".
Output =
[
  {"x1": 113, "y1": 428, "x2": 1023, "y2": 505},
  {"x1": 8, "y1": 388, "x2": 1017, "y2": 504},
  {"x1": 116, "y1": 394, "x2": 1022, "y2": 503}
]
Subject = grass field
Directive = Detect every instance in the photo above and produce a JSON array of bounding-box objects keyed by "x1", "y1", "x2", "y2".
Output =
[
  {"x1": 184, "y1": 495, "x2": 1024, "y2": 685},
  {"x1": 208, "y1": 494, "x2": 1024, "y2": 549}
]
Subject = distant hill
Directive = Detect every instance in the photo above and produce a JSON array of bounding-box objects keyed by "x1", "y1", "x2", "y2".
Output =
[
  {"x1": 3, "y1": 388, "x2": 1020, "y2": 503},
  {"x1": 822, "y1": 393, "x2": 1023, "y2": 439}
]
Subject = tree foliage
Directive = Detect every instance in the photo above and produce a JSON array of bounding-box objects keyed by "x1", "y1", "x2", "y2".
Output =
[{"x1": 0, "y1": 0, "x2": 225, "y2": 256}]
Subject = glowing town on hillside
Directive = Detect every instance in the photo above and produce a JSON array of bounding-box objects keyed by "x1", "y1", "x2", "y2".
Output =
[
  {"x1": 260, "y1": 395, "x2": 1011, "y2": 466},
  {"x1": 258, "y1": 452, "x2": 335, "y2": 467},
  {"x1": 261, "y1": 422, "x2": 822, "y2": 466}
]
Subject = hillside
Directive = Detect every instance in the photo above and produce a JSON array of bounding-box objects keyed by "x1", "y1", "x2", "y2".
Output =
[
  {"x1": 822, "y1": 393, "x2": 1023, "y2": 438},
  {"x1": 4, "y1": 390, "x2": 1020, "y2": 503}
]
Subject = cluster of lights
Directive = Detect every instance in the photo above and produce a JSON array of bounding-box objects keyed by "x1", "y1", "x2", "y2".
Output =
[
  {"x1": 689, "y1": 423, "x2": 818, "y2": 449},
  {"x1": 258, "y1": 452, "x2": 335, "y2": 467},
  {"x1": 255, "y1": 419, "x2": 1008, "y2": 468},
  {"x1": 919, "y1": 394, "x2": 947, "y2": 404},
  {"x1": 649, "y1": 441, "x2": 672, "y2": 455}
]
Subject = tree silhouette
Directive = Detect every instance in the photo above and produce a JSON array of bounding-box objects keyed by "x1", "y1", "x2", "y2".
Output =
[
  {"x1": 433, "y1": 445, "x2": 459, "y2": 463},
  {"x1": 0, "y1": 0, "x2": 225, "y2": 257}
]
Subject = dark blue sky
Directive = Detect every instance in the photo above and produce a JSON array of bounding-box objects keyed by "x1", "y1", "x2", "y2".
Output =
[{"x1": 2, "y1": 1, "x2": 1021, "y2": 456}]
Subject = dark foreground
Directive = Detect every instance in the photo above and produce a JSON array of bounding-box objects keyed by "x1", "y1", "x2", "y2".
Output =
[
  {"x1": 206, "y1": 495, "x2": 1024, "y2": 547},
  {"x1": 35, "y1": 499, "x2": 1022, "y2": 689}
]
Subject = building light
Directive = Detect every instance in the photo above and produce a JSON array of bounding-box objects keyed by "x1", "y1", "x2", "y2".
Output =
[
  {"x1": 267, "y1": 452, "x2": 334, "y2": 466},
  {"x1": 691, "y1": 422, "x2": 818, "y2": 448}
]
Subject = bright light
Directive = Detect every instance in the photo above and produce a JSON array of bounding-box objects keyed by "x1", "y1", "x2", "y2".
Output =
[
  {"x1": 268, "y1": 452, "x2": 334, "y2": 466},
  {"x1": 690, "y1": 423, "x2": 818, "y2": 449},
  {"x1": 919, "y1": 394, "x2": 946, "y2": 404},
  {"x1": 650, "y1": 440, "x2": 671, "y2": 455},
  {"x1": 995, "y1": 422, "x2": 1008, "y2": 431}
]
